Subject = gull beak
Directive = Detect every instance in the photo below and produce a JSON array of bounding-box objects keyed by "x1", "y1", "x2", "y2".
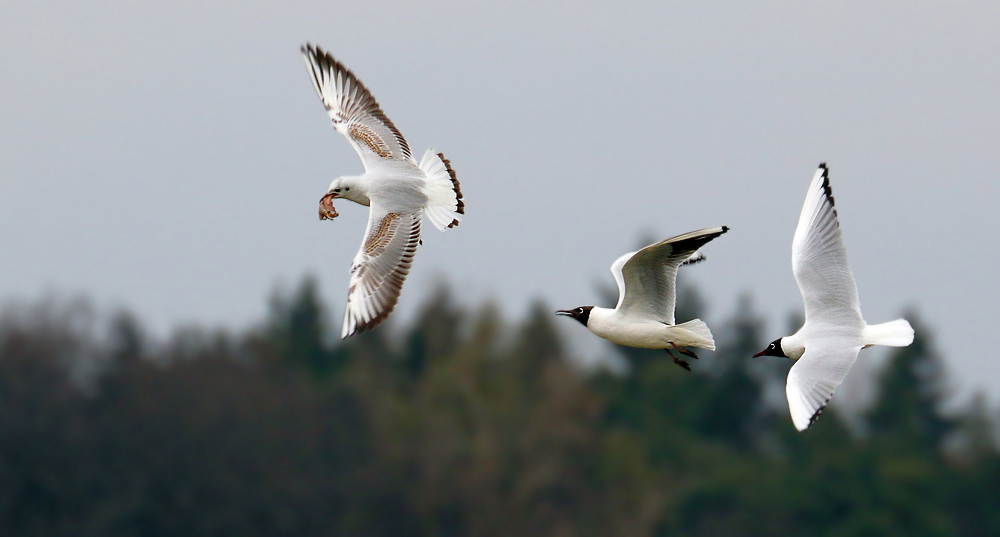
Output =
[
  {"x1": 318, "y1": 192, "x2": 339, "y2": 221},
  {"x1": 555, "y1": 310, "x2": 573, "y2": 316},
  {"x1": 752, "y1": 350, "x2": 765, "y2": 358}
]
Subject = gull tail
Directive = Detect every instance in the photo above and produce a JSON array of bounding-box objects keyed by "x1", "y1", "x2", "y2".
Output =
[
  {"x1": 419, "y1": 149, "x2": 464, "y2": 231},
  {"x1": 674, "y1": 319, "x2": 716, "y2": 351},
  {"x1": 863, "y1": 319, "x2": 914, "y2": 348}
]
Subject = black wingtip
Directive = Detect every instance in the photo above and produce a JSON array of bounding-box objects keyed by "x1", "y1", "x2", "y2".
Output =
[
  {"x1": 818, "y1": 163, "x2": 831, "y2": 190},
  {"x1": 301, "y1": 42, "x2": 320, "y2": 57},
  {"x1": 721, "y1": 225, "x2": 729, "y2": 234},
  {"x1": 817, "y1": 163, "x2": 836, "y2": 211},
  {"x1": 807, "y1": 399, "x2": 830, "y2": 429}
]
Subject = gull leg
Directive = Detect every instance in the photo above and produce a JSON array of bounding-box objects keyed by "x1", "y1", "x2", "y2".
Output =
[
  {"x1": 670, "y1": 342, "x2": 699, "y2": 360},
  {"x1": 664, "y1": 349, "x2": 691, "y2": 371}
]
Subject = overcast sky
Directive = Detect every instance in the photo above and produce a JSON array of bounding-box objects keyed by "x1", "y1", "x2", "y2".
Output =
[{"x1": 2, "y1": 2, "x2": 998, "y2": 403}]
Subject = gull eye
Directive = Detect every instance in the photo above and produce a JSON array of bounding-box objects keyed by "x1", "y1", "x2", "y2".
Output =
[
  {"x1": 577, "y1": 308, "x2": 583, "y2": 313},
  {"x1": 344, "y1": 187, "x2": 350, "y2": 191}
]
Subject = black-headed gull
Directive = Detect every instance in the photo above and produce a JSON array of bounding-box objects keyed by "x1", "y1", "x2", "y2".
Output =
[
  {"x1": 754, "y1": 164, "x2": 913, "y2": 431},
  {"x1": 557, "y1": 227, "x2": 729, "y2": 371},
  {"x1": 301, "y1": 44, "x2": 464, "y2": 338}
]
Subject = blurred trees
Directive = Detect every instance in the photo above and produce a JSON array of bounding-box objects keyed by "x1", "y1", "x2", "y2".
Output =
[{"x1": 0, "y1": 281, "x2": 997, "y2": 536}]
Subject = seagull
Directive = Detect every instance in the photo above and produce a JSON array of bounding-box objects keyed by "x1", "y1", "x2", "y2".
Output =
[
  {"x1": 301, "y1": 44, "x2": 464, "y2": 339},
  {"x1": 753, "y1": 163, "x2": 914, "y2": 431},
  {"x1": 557, "y1": 227, "x2": 729, "y2": 371}
]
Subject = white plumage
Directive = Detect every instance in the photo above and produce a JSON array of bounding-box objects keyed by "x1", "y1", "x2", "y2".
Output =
[
  {"x1": 301, "y1": 44, "x2": 464, "y2": 339},
  {"x1": 754, "y1": 164, "x2": 914, "y2": 431},
  {"x1": 558, "y1": 227, "x2": 728, "y2": 371}
]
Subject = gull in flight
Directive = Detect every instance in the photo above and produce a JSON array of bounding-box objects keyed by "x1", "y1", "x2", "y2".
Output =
[
  {"x1": 557, "y1": 227, "x2": 729, "y2": 371},
  {"x1": 754, "y1": 164, "x2": 913, "y2": 431},
  {"x1": 301, "y1": 44, "x2": 464, "y2": 338}
]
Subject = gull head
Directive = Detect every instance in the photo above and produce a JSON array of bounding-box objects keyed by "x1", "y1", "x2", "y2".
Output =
[
  {"x1": 323, "y1": 176, "x2": 369, "y2": 207},
  {"x1": 753, "y1": 338, "x2": 787, "y2": 359},
  {"x1": 556, "y1": 306, "x2": 593, "y2": 327},
  {"x1": 319, "y1": 177, "x2": 360, "y2": 220}
]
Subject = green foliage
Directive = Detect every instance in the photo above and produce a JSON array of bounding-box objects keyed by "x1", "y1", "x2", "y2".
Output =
[
  {"x1": 0, "y1": 282, "x2": 997, "y2": 536},
  {"x1": 867, "y1": 313, "x2": 955, "y2": 453}
]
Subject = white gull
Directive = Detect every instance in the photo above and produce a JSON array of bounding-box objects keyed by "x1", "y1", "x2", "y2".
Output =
[
  {"x1": 753, "y1": 163, "x2": 914, "y2": 431},
  {"x1": 301, "y1": 44, "x2": 464, "y2": 338},
  {"x1": 557, "y1": 227, "x2": 729, "y2": 371}
]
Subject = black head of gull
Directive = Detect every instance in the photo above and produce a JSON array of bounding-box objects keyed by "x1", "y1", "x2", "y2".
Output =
[
  {"x1": 753, "y1": 338, "x2": 786, "y2": 358},
  {"x1": 556, "y1": 306, "x2": 593, "y2": 327}
]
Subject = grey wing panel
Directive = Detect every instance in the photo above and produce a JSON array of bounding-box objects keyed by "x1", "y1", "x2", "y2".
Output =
[{"x1": 617, "y1": 227, "x2": 728, "y2": 324}]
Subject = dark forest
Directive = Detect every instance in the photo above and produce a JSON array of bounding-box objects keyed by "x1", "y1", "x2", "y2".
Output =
[{"x1": 1, "y1": 277, "x2": 997, "y2": 536}]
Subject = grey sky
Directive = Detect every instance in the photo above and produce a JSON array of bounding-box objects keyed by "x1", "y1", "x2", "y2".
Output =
[{"x1": 2, "y1": 2, "x2": 998, "y2": 401}]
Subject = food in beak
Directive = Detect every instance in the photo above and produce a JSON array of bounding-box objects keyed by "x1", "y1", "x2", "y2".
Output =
[{"x1": 319, "y1": 193, "x2": 338, "y2": 221}]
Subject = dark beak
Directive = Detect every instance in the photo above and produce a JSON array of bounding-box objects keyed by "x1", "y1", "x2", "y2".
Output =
[
  {"x1": 555, "y1": 310, "x2": 573, "y2": 316},
  {"x1": 752, "y1": 350, "x2": 765, "y2": 358}
]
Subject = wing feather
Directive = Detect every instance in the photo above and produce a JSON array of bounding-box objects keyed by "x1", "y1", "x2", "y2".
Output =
[
  {"x1": 792, "y1": 164, "x2": 863, "y2": 324},
  {"x1": 615, "y1": 227, "x2": 728, "y2": 324},
  {"x1": 786, "y1": 341, "x2": 861, "y2": 431},
  {"x1": 301, "y1": 44, "x2": 412, "y2": 169},
  {"x1": 342, "y1": 206, "x2": 421, "y2": 338},
  {"x1": 610, "y1": 251, "x2": 635, "y2": 311}
]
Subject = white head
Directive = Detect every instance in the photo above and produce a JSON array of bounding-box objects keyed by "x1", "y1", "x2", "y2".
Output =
[
  {"x1": 325, "y1": 176, "x2": 367, "y2": 205},
  {"x1": 318, "y1": 176, "x2": 369, "y2": 220}
]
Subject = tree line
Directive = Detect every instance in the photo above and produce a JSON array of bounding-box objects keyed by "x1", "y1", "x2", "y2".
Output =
[{"x1": 0, "y1": 277, "x2": 997, "y2": 536}]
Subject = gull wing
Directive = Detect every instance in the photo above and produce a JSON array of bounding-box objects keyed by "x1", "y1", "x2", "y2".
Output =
[
  {"x1": 610, "y1": 251, "x2": 636, "y2": 310},
  {"x1": 613, "y1": 227, "x2": 728, "y2": 324},
  {"x1": 302, "y1": 44, "x2": 413, "y2": 170},
  {"x1": 342, "y1": 204, "x2": 422, "y2": 338},
  {"x1": 785, "y1": 340, "x2": 862, "y2": 431},
  {"x1": 792, "y1": 164, "x2": 863, "y2": 325}
]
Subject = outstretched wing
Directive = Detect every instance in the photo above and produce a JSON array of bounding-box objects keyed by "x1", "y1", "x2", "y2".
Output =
[
  {"x1": 302, "y1": 44, "x2": 412, "y2": 169},
  {"x1": 342, "y1": 205, "x2": 421, "y2": 338},
  {"x1": 613, "y1": 227, "x2": 728, "y2": 324},
  {"x1": 785, "y1": 341, "x2": 861, "y2": 431},
  {"x1": 792, "y1": 164, "x2": 863, "y2": 325}
]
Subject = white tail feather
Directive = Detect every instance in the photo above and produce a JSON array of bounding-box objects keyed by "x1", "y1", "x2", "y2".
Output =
[
  {"x1": 419, "y1": 149, "x2": 464, "y2": 231},
  {"x1": 675, "y1": 318, "x2": 716, "y2": 351},
  {"x1": 863, "y1": 319, "x2": 914, "y2": 348}
]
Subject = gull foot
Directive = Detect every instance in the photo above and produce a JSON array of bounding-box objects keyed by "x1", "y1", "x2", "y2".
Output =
[
  {"x1": 671, "y1": 342, "x2": 699, "y2": 359},
  {"x1": 665, "y1": 349, "x2": 692, "y2": 371}
]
